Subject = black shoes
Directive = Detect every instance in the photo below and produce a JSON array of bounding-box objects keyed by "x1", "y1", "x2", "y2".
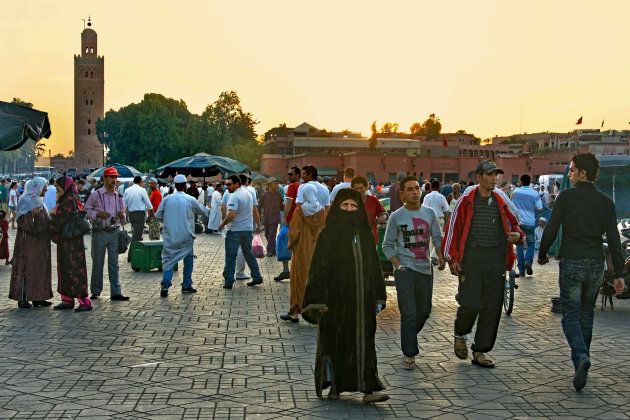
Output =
[
  {"x1": 247, "y1": 279, "x2": 263, "y2": 287},
  {"x1": 280, "y1": 313, "x2": 299, "y2": 323},
  {"x1": 573, "y1": 357, "x2": 591, "y2": 390},
  {"x1": 274, "y1": 271, "x2": 290, "y2": 281},
  {"x1": 182, "y1": 286, "x2": 197, "y2": 293},
  {"x1": 90, "y1": 294, "x2": 100, "y2": 300},
  {"x1": 222, "y1": 284, "x2": 233, "y2": 289},
  {"x1": 525, "y1": 263, "x2": 533, "y2": 276},
  {"x1": 74, "y1": 305, "x2": 93, "y2": 312},
  {"x1": 54, "y1": 302, "x2": 74, "y2": 310},
  {"x1": 111, "y1": 294, "x2": 130, "y2": 301},
  {"x1": 17, "y1": 301, "x2": 32, "y2": 309},
  {"x1": 32, "y1": 300, "x2": 52, "y2": 307},
  {"x1": 160, "y1": 286, "x2": 169, "y2": 297}
]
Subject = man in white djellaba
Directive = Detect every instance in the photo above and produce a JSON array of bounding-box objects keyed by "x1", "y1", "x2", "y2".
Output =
[
  {"x1": 207, "y1": 182, "x2": 224, "y2": 234},
  {"x1": 156, "y1": 174, "x2": 211, "y2": 297}
]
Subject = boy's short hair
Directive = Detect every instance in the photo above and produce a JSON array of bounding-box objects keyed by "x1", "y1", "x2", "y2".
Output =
[
  {"x1": 400, "y1": 175, "x2": 419, "y2": 191},
  {"x1": 351, "y1": 176, "x2": 368, "y2": 187}
]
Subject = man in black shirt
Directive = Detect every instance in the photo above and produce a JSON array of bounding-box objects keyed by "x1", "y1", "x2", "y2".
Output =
[
  {"x1": 539, "y1": 153, "x2": 625, "y2": 391},
  {"x1": 77, "y1": 179, "x2": 91, "y2": 205}
]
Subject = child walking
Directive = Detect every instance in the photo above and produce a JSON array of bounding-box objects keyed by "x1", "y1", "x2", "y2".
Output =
[{"x1": 0, "y1": 210, "x2": 10, "y2": 264}]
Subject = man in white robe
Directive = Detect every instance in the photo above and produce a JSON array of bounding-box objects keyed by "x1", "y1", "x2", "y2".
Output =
[
  {"x1": 156, "y1": 174, "x2": 211, "y2": 297},
  {"x1": 207, "y1": 183, "x2": 223, "y2": 233}
]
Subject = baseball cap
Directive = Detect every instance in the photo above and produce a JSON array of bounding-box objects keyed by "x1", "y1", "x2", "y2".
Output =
[
  {"x1": 475, "y1": 160, "x2": 504, "y2": 175},
  {"x1": 173, "y1": 174, "x2": 187, "y2": 183},
  {"x1": 103, "y1": 167, "x2": 120, "y2": 177},
  {"x1": 150, "y1": 177, "x2": 158, "y2": 183},
  {"x1": 267, "y1": 176, "x2": 278, "y2": 183}
]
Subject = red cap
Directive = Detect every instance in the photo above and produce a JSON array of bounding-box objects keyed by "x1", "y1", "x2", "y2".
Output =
[{"x1": 103, "y1": 167, "x2": 120, "y2": 177}]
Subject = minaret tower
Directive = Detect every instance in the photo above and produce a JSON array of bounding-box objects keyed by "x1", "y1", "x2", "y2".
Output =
[{"x1": 74, "y1": 16, "x2": 104, "y2": 171}]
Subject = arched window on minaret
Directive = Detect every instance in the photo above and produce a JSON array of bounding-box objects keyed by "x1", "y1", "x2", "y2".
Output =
[
  {"x1": 88, "y1": 119, "x2": 91, "y2": 124},
  {"x1": 88, "y1": 128, "x2": 91, "y2": 135},
  {"x1": 85, "y1": 100, "x2": 88, "y2": 105},
  {"x1": 90, "y1": 71, "x2": 93, "y2": 78},
  {"x1": 90, "y1": 100, "x2": 93, "y2": 105},
  {"x1": 85, "y1": 71, "x2": 88, "y2": 77}
]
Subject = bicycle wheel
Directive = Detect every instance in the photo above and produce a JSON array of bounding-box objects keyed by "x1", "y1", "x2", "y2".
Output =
[{"x1": 503, "y1": 270, "x2": 515, "y2": 315}]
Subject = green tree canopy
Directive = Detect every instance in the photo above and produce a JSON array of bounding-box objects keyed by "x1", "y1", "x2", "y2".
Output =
[
  {"x1": 96, "y1": 91, "x2": 262, "y2": 172},
  {"x1": 410, "y1": 113, "x2": 442, "y2": 140}
]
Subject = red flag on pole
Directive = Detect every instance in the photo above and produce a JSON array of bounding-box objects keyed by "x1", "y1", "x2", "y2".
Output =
[
  {"x1": 443, "y1": 135, "x2": 448, "y2": 148},
  {"x1": 576, "y1": 116, "x2": 583, "y2": 125}
]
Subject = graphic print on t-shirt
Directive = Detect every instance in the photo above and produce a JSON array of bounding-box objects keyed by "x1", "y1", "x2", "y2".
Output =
[{"x1": 400, "y1": 217, "x2": 430, "y2": 259}]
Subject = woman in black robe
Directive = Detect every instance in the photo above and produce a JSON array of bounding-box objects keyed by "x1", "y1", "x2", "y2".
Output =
[{"x1": 302, "y1": 188, "x2": 388, "y2": 403}]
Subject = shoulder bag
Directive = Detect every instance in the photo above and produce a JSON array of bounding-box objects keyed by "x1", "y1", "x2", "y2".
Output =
[{"x1": 61, "y1": 198, "x2": 92, "y2": 238}]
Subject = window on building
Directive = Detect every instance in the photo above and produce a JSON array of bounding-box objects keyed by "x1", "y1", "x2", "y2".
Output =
[
  {"x1": 85, "y1": 71, "x2": 88, "y2": 77},
  {"x1": 88, "y1": 119, "x2": 91, "y2": 124},
  {"x1": 90, "y1": 100, "x2": 93, "y2": 105},
  {"x1": 85, "y1": 100, "x2": 88, "y2": 105},
  {"x1": 88, "y1": 158, "x2": 91, "y2": 164},
  {"x1": 88, "y1": 128, "x2": 91, "y2": 135},
  {"x1": 90, "y1": 71, "x2": 93, "y2": 78}
]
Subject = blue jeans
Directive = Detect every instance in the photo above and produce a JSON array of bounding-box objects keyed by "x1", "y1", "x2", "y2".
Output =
[
  {"x1": 161, "y1": 252, "x2": 194, "y2": 288},
  {"x1": 224, "y1": 231, "x2": 263, "y2": 287},
  {"x1": 516, "y1": 224, "x2": 536, "y2": 273},
  {"x1": 394, "y1": 268, "x2": 433, "y2": 357},
  {"x1": 559, "y1": 258, "x2": 603, "y2": 369}
]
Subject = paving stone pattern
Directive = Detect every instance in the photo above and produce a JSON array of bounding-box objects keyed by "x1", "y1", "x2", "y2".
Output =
[{"x1": 0, "y1": 231, "x2": 629, "y2": 419}]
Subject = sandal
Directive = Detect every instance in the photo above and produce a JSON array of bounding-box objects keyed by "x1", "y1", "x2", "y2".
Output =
[
  {"x1": 471, "y1": 352, "x2": 495, "y2": 368},
  {"x1": 454, "y1": 337, "x2": 468, "y2": 360},
  {"x1": 401, "y1": 360, "x2": 416, "y2": 370},
  {"x1": 362, "y1": 393, "x2": 390, "y2": 404}
]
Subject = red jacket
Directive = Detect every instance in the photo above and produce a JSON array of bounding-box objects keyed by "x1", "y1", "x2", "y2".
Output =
[{"x1": 442, "y1": 186, "x2": 524, "y2": 270}]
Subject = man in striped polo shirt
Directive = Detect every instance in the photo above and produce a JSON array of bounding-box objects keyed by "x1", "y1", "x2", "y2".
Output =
[{"x1": 443, "y1": 160, "x2": 524, "y2": 368}]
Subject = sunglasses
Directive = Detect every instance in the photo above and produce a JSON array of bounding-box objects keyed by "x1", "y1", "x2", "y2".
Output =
[
  {"x1": 287, "y1": 173, "x2": 294, "y2": 176},
  {"x1": 225, "y1": 182, "x2": 233, "y2": 186}
]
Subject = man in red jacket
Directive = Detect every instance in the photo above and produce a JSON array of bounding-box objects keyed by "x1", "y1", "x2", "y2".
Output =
[{"x1": 443, "y1": 160, "x2": 524, "y2": 368}]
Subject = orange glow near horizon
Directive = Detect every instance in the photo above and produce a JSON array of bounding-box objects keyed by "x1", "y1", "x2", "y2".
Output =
[{"x1": 2, "y1": 0, "x2": 630, "y2": 157}]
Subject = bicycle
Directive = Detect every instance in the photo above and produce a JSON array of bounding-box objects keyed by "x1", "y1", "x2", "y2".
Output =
[{"x1": 503, "y1": 266, "x2": 518, "y2": 315}]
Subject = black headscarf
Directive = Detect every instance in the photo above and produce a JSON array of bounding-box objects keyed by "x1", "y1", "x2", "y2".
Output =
[{"x1": 323, "y1": 188, "x2": 371, "y2": 240}]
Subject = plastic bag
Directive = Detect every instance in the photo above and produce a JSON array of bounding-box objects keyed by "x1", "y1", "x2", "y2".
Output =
[
  {"x1": 252, "y1": 233, "x2": 265, "y2": 258},
  {"x1": 275, "y1": 224, "x2": 292, "y2": 261}
]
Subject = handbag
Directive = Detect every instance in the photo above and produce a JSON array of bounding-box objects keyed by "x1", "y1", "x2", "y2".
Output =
[
  {"x1": 118, "y1": 226, "x2": 131, "y2": 254},
  {"x1": 252, "y1": 233, "x2": 265, "y2": 258},
  {"x1": 61, "y1": 199, "x2": 91, "y2": 238}
]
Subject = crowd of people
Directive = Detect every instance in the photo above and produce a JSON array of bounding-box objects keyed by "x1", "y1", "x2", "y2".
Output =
[{"x1": 2, "y1": 152, "x2": 627, "y2": 400}]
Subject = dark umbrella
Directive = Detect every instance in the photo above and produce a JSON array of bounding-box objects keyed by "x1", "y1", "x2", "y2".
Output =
[
  {"x1": 155, "y1": 153, "x2": 250, "y2": 178},
  {"x1": 0, "y1": 101, "x2": 52, "y2": 150},
  {"x1": 87, "y1": 163, "x2": 143, "y2": 179}
]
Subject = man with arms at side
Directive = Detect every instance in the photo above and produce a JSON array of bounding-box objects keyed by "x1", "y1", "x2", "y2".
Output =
[
  {"x1": 123, "y1": 175, "x2": 154, "y2": 262},
  {"x1": 329, "y1": 166, "x2": 355, "y2": 202},
  {"x1": 538, "y1": 153, "x2": 625, "y2": 390},
  {"x1": 511, "y1": 174, "x2": 543, "y2": 277},
  {"x1": 422, "y1": 179, "x2": 450, "y2": 265},
  {"x1": 443, "y1": 160, "x2": 523, "y2": 368},
  {"x1": 388, "y1": 172, "x2": 405, "y2": 213},
  {"x1": 383, "y1": 176, "x2": 446, "y2": 370}
]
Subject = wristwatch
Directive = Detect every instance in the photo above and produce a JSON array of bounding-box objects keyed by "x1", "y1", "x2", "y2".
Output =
[{"x1": 395, "y1": 264, "x2": 406, "y2": 272}]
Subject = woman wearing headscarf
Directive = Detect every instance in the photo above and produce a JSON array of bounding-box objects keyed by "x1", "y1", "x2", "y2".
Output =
[
  {"x1": 302, "y1": 188, "x2": 388, "y2": 404},
  {"x1": 8, "y1": 177, "x2": 53, "y2": 308},
  {"x1": 50, "y1": 176, "x2": 91, "y2": 311},
  {"x1": 279, "y1": 184, "x2": 327, "y2": 323}
]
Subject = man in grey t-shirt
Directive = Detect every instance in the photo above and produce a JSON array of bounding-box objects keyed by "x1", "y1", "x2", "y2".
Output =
[
  {"x1": 382, "y1": 176, "x2": 446, "y2": 370},
  {"x1": 219, "y1": 175, "x2": 264, "y2": 289}
]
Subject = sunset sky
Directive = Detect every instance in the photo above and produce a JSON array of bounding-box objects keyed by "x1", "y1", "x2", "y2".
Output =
[{"x1": 2, "y1": 0, "x2": 630, "y2": 156}]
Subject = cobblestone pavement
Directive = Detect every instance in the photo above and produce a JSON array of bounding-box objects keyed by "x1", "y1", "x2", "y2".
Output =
[{"x1": 0, "y1": 231, "x2": 629, "y2": 419}]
